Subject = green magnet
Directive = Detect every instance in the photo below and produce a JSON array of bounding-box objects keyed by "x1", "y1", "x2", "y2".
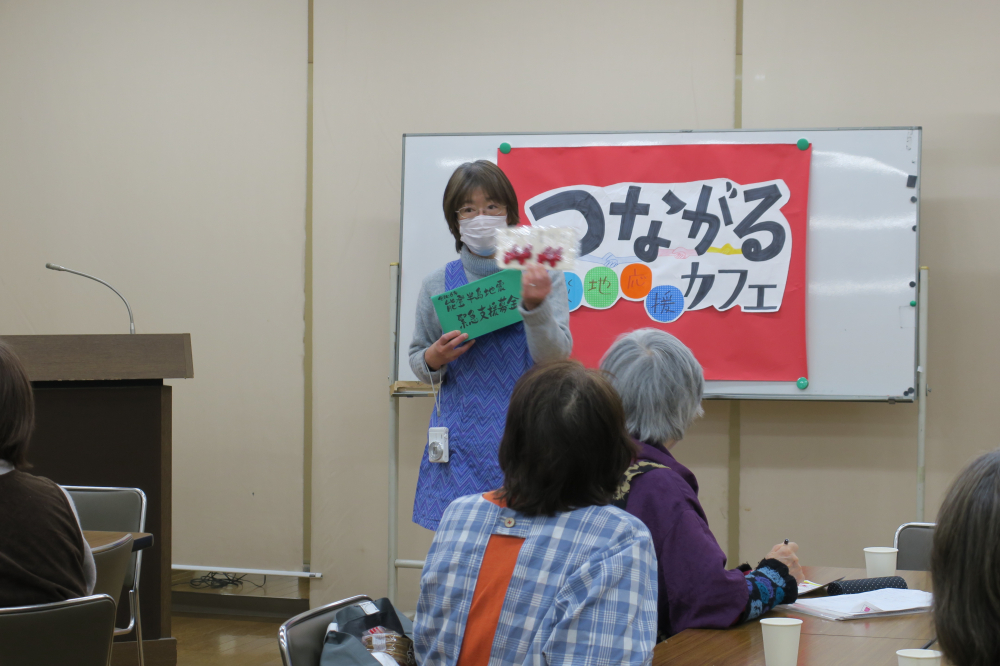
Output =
[
  {"x1": 796, "y1": 377, "x2": 809, "y2": 390},
  {"x1": 796, "y1": 138, "x2": 810, "y2": 151},
  {"x1": 499, "y1": 142, "x2": 512, "y2": 154},
  {"x1": 910, "y1": 300, "x2": 917, "y2": 307}
]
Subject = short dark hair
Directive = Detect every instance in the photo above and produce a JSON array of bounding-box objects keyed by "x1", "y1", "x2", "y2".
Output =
[
  {"x1": 441, "y1": 160, "x2": 519, "y2": 253},
  {"x1": 0, "y1": 341, "x2": 35, "y2": 469},
  {"x1": 497, "y1": 360, "x2": 637, "y2": 516},
  {"x1": 932, "y1": 449, "x2": 1000, "y2": 666}
]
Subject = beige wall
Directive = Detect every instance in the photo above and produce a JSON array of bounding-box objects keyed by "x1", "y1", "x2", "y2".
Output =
[
  {"x1": 739, "y1": 0, "x2": 1000, "y2": 567},
  {"x1": 5, "y1": 0, "x2": 994, "y2": 606},
  {"x1": 0, "y1": 1, "x2": 308, "y2": 570},
  {"x1": 314, "y1": 0, "x2": 1000, "y2": 607},
  {"x1": 311, "y1": 0, "x2": 737, "y2": 608}
]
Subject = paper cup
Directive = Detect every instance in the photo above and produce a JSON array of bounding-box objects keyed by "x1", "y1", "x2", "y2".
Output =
[
  {"x1": 864, "y1": 547, "x2": 898, "y2": 577},
  {"x1": 760, "y1": 618, "x2": 802, "y2": 666},
  {"x1": 896, "y1": 648, "x2": 943, "y2": 665}
]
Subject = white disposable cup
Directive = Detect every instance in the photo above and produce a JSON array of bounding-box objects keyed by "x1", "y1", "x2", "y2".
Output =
[
  {"x1": 864, "y1": 547, "x2": 898, "y2": 578},
  {"x1": 760, "y1": 618, "x2": 802, "y2": 666},
  {"x1": 896, "y1": 648, "x2": 943, "y2": 665}
]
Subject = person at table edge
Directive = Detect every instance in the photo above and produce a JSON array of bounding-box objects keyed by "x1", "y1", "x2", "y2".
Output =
[
  {"x1": 414, "y1": 361, "x2": 656, "y2": 665},
  {"x1": 0, "y1": 341, "x2": 96, "y2": 607},
  {"x1": 601, "y1": 328, "x2": 804, "y2": 639}
]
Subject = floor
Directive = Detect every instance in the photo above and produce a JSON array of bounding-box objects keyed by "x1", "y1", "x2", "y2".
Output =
[
  {"x1": 170, "y1": 571, "x2": 303, "y2": 665},
  {"x1": 174, "y1": 613, "x2": 285, "y2": 666}
]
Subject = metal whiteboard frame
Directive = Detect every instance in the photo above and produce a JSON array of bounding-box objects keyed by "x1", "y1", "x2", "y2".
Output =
[{"x1": 387, "y1": 127, "x2": 926, "y2": 603}]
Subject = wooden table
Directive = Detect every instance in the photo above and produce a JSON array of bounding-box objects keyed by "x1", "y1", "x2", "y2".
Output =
[
  {"x1": 84, "y1": 530, "x2": 154, "y2": 554},
  {"x1": 653, "y1": 567, "x2": 939, "y2": 666}
]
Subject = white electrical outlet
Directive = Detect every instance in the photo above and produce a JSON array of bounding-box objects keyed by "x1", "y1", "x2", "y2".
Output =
[{"x1": 428, "y1": 427, "x2": 449, "y2": 463}]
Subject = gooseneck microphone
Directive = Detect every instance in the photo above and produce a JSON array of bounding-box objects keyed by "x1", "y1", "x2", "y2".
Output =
[{"x1": 45, "y1": 263, "x2": 135, "y2": 334}]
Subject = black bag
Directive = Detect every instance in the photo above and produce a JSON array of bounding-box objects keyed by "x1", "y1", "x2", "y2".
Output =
[
  {"x1": 319, "y1": 598, "x2": 411, "y2": 666},
  {"x1": 335, "y1": 598, "x2": 407, "y2": 638},
  {"x1": 827, "y1": 576, "x2": 908, "y2": 596}
]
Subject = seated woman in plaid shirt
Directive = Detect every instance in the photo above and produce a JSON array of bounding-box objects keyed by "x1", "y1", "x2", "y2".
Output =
[{"x1": 413, "y1": 361, "x2": 658, "y2": 666}]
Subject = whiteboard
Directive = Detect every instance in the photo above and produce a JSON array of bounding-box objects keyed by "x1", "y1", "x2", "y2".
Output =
[{"x1": 395, "y1": 128, "x2": 921, "y2": 401}]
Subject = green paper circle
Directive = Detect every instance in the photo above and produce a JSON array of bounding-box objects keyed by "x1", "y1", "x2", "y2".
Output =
[
  {"x1": 499, "y1": 142, "x2": 512, "y2": 154},
  {"x1": 910, "y1": 300, "x2": 917, "y2": 307},
  {"x1": 796, "y1": 138, "x2": 810, "y2": 151},
  {"x1": 583, "y1": 266, "x2": 619, "y2": 309},
  {"x1": 796, "y1": 377, "x2": 809, "y2": 390}
]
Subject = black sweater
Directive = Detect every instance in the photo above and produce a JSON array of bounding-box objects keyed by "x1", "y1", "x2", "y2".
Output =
[{"x1": 0, "y1": 470, "x2": 87, "y2": 607}]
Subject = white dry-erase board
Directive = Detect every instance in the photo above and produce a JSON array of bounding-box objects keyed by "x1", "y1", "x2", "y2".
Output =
[{"x1": 395, "y1": 128, "x2": 921, "y2": 401}]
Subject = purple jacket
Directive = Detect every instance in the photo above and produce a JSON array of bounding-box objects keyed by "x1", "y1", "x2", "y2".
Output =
[{"x1": 623, "y1": 440, "x2": 750, "y2": 637}]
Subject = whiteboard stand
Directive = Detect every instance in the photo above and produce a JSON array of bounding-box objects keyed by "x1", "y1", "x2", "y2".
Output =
[
  {"x1": 388, "y1": 263, "x2": 432, "y2": 605},
  {"x1": 388, "y1": 262, "x2": 400, "y2": 603},
  {"x1": 916, "y1": 267, "x2": 929, "y2": 521}
]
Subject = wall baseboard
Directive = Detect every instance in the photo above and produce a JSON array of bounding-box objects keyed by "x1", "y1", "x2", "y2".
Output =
[{"x1": 172, "y1": 590, "x2": 309, "y2": 619}]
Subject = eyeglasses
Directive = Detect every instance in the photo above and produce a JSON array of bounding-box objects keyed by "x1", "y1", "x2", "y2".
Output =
[{"x1": 456, "y1": 203, "x2": 507, "y2": 220}]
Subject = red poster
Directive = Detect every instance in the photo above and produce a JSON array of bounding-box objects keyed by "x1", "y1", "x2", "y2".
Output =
[{"x1": 498, "y1": 144, "x2": 810, "y2": 381}]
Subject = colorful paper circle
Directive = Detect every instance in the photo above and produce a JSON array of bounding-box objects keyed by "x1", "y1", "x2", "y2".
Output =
[
  {"x1": 644, "y1": 285, "x2": 685, "y2": 322},
  {"x1": 583, "y1": 266, "x2": 619, "y2": 309},
  {"x1": 564, "y1": 272, "x2": 583, "y2": 311},
  {"x1": 620, "y1": 263, "x2": 653, "y2": 300}
]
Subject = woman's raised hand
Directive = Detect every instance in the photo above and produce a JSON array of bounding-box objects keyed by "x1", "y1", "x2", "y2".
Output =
[
  {"x1": 765, "y1": 541, "x2": 804, "y2": 583},
  {"x1": 522, "y1": 264, "x2": 552, "y2": 311},
  {"x1": 424, "y1": 330, "x2": 475, "y2": 371}
]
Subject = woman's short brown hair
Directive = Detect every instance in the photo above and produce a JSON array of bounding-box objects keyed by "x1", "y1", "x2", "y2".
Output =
[
  {"x1": 497, "y1": 360, "x2": 638, "y2": 516},
  {"x1": 932, "y1": 449, "x2": 1000, "y2": 666},
  {"x1": 441, "y1": 160, "x2": 519, "y2": 253},
  {"x1": 0, "y1": 341, "x2": 35, "y2": 469}
]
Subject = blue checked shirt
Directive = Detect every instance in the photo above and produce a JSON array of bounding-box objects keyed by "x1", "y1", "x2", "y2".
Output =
[{"x1": 414, "y1": 494, "x2": 658, "y2": 666}]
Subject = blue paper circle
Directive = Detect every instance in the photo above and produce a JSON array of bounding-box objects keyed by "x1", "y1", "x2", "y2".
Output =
[
  {"x1": 565, "y1": 272, "x2": 583, "y2": 311},
  {"x1": 644, "y1": 285, "x2": 685, "y2": 322}
]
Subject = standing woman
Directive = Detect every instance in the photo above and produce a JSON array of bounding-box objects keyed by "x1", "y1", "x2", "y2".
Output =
[{"x1": 408, "y1": 160, "x2": 572, "y2": 530}]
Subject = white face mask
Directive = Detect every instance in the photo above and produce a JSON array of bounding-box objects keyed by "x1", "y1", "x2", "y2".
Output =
[{"x1": 459, "y1": 215, "x2": 508, "y2": 256}]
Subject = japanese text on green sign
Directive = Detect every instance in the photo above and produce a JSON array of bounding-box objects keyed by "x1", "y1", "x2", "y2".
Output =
[{"x1": 432, "y1": 270, "x2": 523, "y2": 340}]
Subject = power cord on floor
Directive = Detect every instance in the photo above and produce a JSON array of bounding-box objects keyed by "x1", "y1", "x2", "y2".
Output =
[{"x1": 183, "y1": 571, "x2": 267, "y2": 590}]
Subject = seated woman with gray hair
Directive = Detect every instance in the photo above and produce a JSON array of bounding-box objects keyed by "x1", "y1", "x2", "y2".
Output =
[{"x1": 601, "y1": 328, "x2": 804, "y2": 640}]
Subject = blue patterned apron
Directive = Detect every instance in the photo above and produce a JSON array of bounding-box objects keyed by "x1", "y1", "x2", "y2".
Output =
[{"x1": 412, "y1": 260, "x2": 534, "y2": 530}]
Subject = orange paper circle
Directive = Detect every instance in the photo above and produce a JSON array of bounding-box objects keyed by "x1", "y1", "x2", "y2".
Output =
[{"x1": 620, "y1": 263, "x2": 653, "y2": 299}]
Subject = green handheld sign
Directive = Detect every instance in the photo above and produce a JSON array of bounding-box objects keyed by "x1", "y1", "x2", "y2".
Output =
[{"x1": 432, "y1": 270, "x2": 523, "y2": 340}]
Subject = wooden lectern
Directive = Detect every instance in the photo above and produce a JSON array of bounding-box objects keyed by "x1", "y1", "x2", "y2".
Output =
[{"x1": 1, "y1": 334, "x2": 192, "y2": 666}]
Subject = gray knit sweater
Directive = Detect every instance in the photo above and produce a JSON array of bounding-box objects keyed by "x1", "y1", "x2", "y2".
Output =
[{"x1": 408, "y1": 248, "x2": 573, "y2": 384}]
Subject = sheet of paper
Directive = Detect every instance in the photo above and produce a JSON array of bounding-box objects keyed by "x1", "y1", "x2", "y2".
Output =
[
  {"x1": 790, "y1": 588, "x2": 932, "y2": 620},
  {"x1": 499, "y1": 144, "x2": 811, "y2": 381},
  {"x1": 797, "y1": 580, "x2": 824, "y2": 595},
  {"x1": 523, "y1": 179, "x2": 793, "y2": 316},
  {"x1": 431, "y1": 270, "x2": 523, "y2": 340}
]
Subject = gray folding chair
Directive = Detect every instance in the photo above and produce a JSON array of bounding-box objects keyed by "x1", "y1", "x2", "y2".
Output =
[
  {"x1": 92, "y1": 533, "x2": 134, "y2": 603},
  {"x1": 278, "y1": 595, "x2": 374, "y2": 666},
  {"x1": 65, "y1": 486, "x2": 147, "y2": 666},
  {"x1": 894, "y1": 522, "x2": 935, "y2": 571},
  {"x1": 0, "y1": 594, "x2": 117, "y2": 666}
]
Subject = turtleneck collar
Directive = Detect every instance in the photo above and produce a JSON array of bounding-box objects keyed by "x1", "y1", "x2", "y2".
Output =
[{"x1": 460, "y1": 246, "x2": 501, "y2": 279}]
